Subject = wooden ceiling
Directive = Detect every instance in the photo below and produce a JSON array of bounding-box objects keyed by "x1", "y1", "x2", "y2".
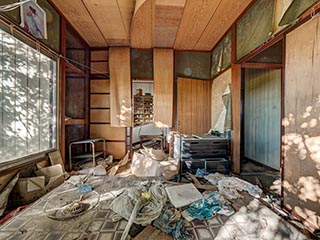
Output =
[{"x1": 50, "y1": 0, "x2": 254, "y2": 51}]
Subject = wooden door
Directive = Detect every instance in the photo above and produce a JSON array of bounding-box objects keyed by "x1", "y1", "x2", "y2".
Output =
[{"x1": 177, "y1": 77, "x2": 212, "y2": 134}]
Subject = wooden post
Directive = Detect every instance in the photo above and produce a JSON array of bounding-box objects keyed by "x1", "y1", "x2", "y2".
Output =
[{"x1": 231, "y1": 64, "x2": 241, "y2": 174}]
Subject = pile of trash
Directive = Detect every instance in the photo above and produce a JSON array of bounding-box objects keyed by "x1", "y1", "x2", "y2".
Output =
[
  {"x1": 70, "y1": 147, "x2": 180, "y2": 180},
  {"x1": 102, "y1": 172, "x2": 263, "y2": 240}
]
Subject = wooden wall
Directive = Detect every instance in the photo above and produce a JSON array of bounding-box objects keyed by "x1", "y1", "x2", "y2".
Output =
[
  {"x1": 177, "y1": 77, "x2": 212, "y2": 134},
  {"x1": 244, "y1": 68, "x2": 281, "y2": 170},
  {"x1": 283, "y1": 16, "x2": 320, "y2": 229},
  {"x1": 153, "y1": 48, "x2": 174, "y2": 128},
  {"x1": 89, "y1": 49, "x2": 126, "y2": 160},
  {"x1": 109, "y1": 47, "x2": 132, "y2": 127}
]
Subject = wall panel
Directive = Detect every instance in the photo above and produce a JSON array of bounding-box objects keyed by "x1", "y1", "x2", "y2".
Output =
[
  {"x1": 283, "y1": 16, "x2": 320, "y2": 229},
  {"x1": 109, "y1": 47, "x2": 132, "y2": 127},
  {"x1": 153, "y1": 48, "x2": 174, "y2": 128}
]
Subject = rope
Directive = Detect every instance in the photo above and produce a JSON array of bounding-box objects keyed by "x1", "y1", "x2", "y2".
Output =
[
  {"x1": 109, "y1": 180, "x2": 167, "y2": 225},
  {"x1": 0, "y1": 0, "x2": 34, "y2": 12}
]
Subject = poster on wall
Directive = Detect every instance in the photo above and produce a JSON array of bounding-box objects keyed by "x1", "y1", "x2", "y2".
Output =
[{"x1": 20, "y1": 0, "x2": 47, "y2": 39}]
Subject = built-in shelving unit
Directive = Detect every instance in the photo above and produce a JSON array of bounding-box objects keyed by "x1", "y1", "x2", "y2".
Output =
[{"x1": 133, "y1": 95, "x2": 154, "y2": 126}]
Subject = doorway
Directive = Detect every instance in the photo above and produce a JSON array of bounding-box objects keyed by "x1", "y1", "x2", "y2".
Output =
[
  {"x1": 242, "y1": 68, "x2": 281, "y2": 170},
  {"x1": 239, "y1": 40, "x2": 283, "y2": 194}
]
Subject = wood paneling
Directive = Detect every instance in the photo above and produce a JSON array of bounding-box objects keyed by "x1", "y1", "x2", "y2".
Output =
[
  {"x1": 153, "y1": 0, "x2": 185, "y2": 48},
  {"x1": 90, "y1": 79, "x2": 110, "y2": 93},
  {"x1": 195, "y1": 0, "x2": 254, "y2": 50},
  {"x1": 109, "y1": 47, "x2": 132, "y2": 127},
  {"x1": 50, "y1": 0, "x2": 107, "y2": 47},
  {"x1": 66, "y1": 78, "x2": 86, "y2": 119},
  {"x1": 244, "y1": 68, "x2": 281, "y2": 170},
  {"x1": 90, "y1": 124, "x2": 126, "y2": 140},
  {"x1": 90, "y1": 109, "x2": 111, "y2": 123},
  {"x1": 174, "y1": 0, "x2": 220, "y2": 50},
  {"x1": 153, "y1": 48, "x2": 174, "y2": 128},
  {"x1": 177, "y1": 78, "x2": 212, "y2": 134},
  {"x1": 130, "y1": 0, "x2": 153, "y2": 48},
  {"x1": 283, "y1": 16, "x2": 320, "y2": 229},
  {"x1": 91, "y1": 50, "x2": 109, "y2": 61},
  {"x1": 231, "y1": 64, "x2": 241, "y2": 174},
  {"x1": 82, "y1": 0, "x2": 130, "y2": 46},
  {"x1": 90, "y1": 94, "x2": 110, "y2": 108},
  {"x1": 90, "y1": 62, "x2": 109, "y2": 75}
]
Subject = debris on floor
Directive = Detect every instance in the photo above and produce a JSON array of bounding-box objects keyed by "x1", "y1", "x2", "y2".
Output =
[
  {"x1": 108, "y1": 152, "x2": 130, "y2": 176},
  {"x1": 152, "y1": 203, "x2": 193, "y2": 240},
  {"x1": 165, "y1": 183, "x2": 202, "y2": 208},
  {"x1": 182, "y1": 191, "x2": 234, "y2": 221},
  {"x1": 133, "y1": 225, "x2": 173, "y2": 240},
  {"x1": 131, "y1": 151, "x2": 162, "y2": 177},
  {"x1": 205, "y1": 172, "x2": 263, "y2": 199},
  {"x1": 159, "y1": 158, "x2": 179, "y2": 180},
  {"x1": 110, "y1": 180, "x2": 167, "y2": 225},
  {"x1": 0, "y1": 175, "x2": 311, "y2": 240}
]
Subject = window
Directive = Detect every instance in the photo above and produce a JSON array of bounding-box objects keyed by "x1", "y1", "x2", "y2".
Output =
[{"x1": 0, "y1": 28, "x2": 57, "y2": 166}]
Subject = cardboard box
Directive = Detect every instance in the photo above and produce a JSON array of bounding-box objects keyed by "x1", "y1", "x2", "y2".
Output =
[{"x1": 12, "y1": 164, "x2": 65, "y2": 205}]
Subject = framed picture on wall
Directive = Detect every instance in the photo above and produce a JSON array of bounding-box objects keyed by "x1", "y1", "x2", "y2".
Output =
[{"x1": 20, "y1": 0, "x2": 47, "y2": 39}]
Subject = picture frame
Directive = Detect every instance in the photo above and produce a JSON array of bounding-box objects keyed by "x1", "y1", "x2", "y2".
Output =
[{"x1": 20, "y1": 0, "x2": 47, "y2": 39}]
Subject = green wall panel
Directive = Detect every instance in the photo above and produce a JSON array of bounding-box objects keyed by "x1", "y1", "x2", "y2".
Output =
[
  {"x1": 236, "y1": 0, "x2": 275, "y2": 60},
  {"x1": 130, "y1": 49, "x2": 153, "y2": 79},
  {"x1": 211, "y1": 31, "x2": 231, "y2": 78},
  {"x1": 175, "y1": 51, "x2": 210, "y2": 80}
]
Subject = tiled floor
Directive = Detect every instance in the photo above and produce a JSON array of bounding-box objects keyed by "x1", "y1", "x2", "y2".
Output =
[{"x1": 0, "y1": 176, "x2": 308, "y2": 240}]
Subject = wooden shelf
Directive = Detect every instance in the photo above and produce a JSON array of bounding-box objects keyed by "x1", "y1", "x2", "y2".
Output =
[
  {"x1": 133, "y1": 95, "x2": 153, "y2": 127},
  {"x1": 65, "y1": 61, "x2": 86, "y2": 75},
  {"x1": 65, "y1": 118, "x2": 87, "y2": 125}
]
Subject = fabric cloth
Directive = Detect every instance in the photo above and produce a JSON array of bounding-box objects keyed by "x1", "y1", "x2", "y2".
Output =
[{"x1": 153, "y1": 203, "x2": 194, "y2": 240}]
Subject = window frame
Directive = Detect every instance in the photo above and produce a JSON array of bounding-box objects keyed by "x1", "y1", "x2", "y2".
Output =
[{"x1": 0, "y1": 24, "x2": 59, "y2": 174}]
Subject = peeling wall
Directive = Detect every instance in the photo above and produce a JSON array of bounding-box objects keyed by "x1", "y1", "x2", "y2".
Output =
[{"x1": 211, "y1": 69, "x2": 231, "y2": 132}]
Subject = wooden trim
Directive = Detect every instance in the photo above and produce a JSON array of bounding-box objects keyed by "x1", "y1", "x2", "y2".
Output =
[
  {"x1": 231, "y1": 64, "x2": 241, "y2": 174},
  {"x1": 64, "y1": 119, "x2": 87, "y2": 125},
  {"x1": 90, "y1": 107, "x2": 111, "y2": 110},
  {"x1": 211, "y1": 66, "x2": 231, "y2": 81},
  {"x1": 231, "y1": 23, "x2": 237, "y2": 63},
  {"x1": 59, "y1": 18, "x2": 66, "y2": 164},
  {"x1": 0, "y1": 157, "x2": 49, "y2": 177},
  {"x1": 283, "y1": 206, "x2": 320, "y2": 231},
  {"x1": 241, "y1": 62, "x2": 282, "y2": 69},
  {"x1": 280, "y1": 36, "x2": 286, "y2": 206}
]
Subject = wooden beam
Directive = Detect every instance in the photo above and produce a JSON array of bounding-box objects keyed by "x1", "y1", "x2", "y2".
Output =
[
  {"x1": 153, "y1": 48, "x2": 174, "y2": 128},
  {"x1": 231, "y1": 64, "x2": 241, "y2": 174},
  {"x1": 109, "y1": 47, "x2": 132, "y2": 127}
]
